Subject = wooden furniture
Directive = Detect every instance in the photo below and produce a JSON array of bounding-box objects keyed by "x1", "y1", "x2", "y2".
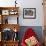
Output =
[
  {"x1": 0, "y1": 24, "x2": 19, "y2": 32},
  {"x1": 2, "y1": 41, "x2": 19, "y2": 46},
  {"x1": 0, "y1": 7, "x2": 20, "y2": 46},
  {"x1": 0, "y1": 7, "x2": 19, "y2": 24}
]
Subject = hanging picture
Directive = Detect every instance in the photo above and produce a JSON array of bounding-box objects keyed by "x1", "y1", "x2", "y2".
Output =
[
  {"x1": 23, "y1": 8, "x2": 36, "y2": 19},
  {"x1": 2, "y1": 10, "x2": 9, "y2": 15}
]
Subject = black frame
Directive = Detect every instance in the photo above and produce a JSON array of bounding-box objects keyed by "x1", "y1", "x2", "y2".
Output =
[{"x1": 23, "y1": 8, "x2": 36, "y2": 19}]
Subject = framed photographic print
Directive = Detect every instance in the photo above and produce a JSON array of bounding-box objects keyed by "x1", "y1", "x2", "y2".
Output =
[
  {"x1": 2, "y1": 10, "x2": 9, "y2": 15},
  {"x1": 9, "y1": 9, "x2": 18, "y2": 15},
  {"x1": 23, "y1": 8, "x2": 36, "y2": 19}
]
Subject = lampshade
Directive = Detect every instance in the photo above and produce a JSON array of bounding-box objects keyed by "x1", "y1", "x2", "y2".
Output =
[
  {"x1": 15, "y1": 0, "x2": 17, "y2": 7},
  {"x1": 13, "y1": 28, "x2": 17, "y2": 32}
]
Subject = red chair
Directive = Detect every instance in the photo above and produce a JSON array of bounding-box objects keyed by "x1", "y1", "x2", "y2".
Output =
[{"x1": 21, "y1": 28, "x2": 41, "y2": 46}]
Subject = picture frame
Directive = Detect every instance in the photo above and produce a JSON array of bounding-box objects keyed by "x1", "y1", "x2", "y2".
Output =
[
  {"x1": 2, "y1": 10, "x2": 9, "y2": 15},
  {"x1": 23, "y1": 8, "x2": 36, "y2": 19},
  {"x1": 9, "y1": 10, "x2": 18, "y2": 15}
]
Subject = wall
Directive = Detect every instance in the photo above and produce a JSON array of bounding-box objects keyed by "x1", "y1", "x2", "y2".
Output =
[
  {"x1": 18, "y1": 0, "x2": 44, "y2": 26},
  {"x1": 0, "y1": 0, "x2": 44, "y2": 26},
  {"x1": 43, "y1": 0, "x2": 46, "y2": 27}
]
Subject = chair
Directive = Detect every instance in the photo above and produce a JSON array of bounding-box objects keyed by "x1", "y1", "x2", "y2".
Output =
[{"x1": 21, "y1": 28, "x2": 41, "y2": 46}]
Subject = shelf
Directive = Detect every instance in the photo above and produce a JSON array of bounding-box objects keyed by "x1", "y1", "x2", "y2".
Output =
[
  {"x1": 2, "y1": 40, "x2": 19, "y2": 43},
  {"x1": 0, "y1": 7, "x2": 20, "y2": 46},
  {"x1": 0, "y1": 7, "x2": 19, "y2": 24},
  {"x1": 0, "y1": 7, "x2": 19, "y2": 16},
  {"x1": 0, "y1": 7, "x2": 19, "y2": 10},
  {"x1": 1, "y1": 15, "x2": 19, "y2": 24},
  {"x1": 1, "y1": 40, "x2": 19, "y2": 46},
  {"x1": 0, "y1": 24, "x2": 20, "y2": 32}
]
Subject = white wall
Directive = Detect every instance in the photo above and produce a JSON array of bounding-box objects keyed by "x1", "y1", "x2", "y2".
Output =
[{"x1": 0, "y1": 0, "x2": 44, "y2": 26}]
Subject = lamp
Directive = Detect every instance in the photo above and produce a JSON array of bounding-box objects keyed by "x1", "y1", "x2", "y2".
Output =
[
  {"x1": 14, "y1": 28, "x2": 17, "y2": 32},
  {"x1": 13, "y1": 27, "x2": 17, "y2": 32},
  {"x1": 13, "y1": 28, "x2": 18, "y2": 41},
  {"x1": 15, "y1": 0, "x2": 17, "y2": 7}
]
